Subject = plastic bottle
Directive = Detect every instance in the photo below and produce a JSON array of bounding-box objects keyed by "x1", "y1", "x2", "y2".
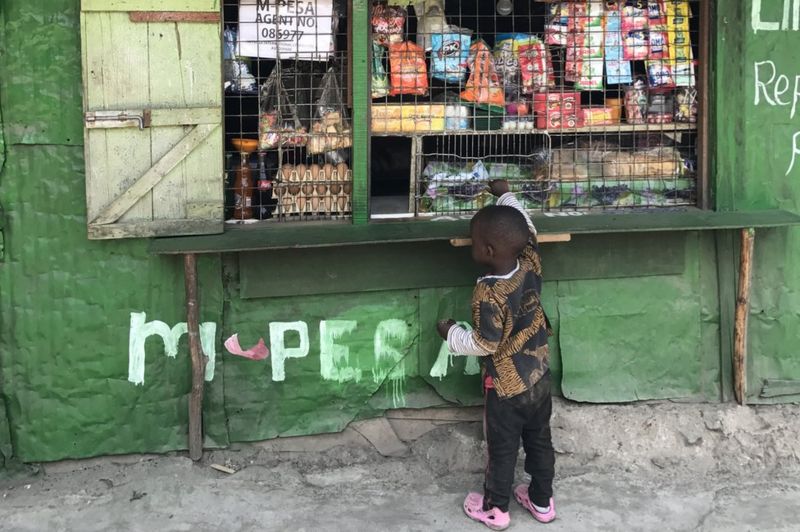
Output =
[{"x1": 233, "y1": 151, "x2": 253, "y2": 220}]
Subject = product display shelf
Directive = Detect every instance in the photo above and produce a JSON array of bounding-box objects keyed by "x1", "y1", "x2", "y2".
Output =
[
  {"x1": 370, "y1": 122, "x2": 697, "y2": 138},
  {"x1": 397, "y1": 123, "x2": 697, "y2": 217}
]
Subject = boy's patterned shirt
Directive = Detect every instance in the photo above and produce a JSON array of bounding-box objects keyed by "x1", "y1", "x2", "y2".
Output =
[{"x1": 472, "y1": 239, "x2": 549, "y2": 399}]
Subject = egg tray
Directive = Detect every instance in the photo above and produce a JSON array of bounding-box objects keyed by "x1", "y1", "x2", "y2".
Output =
[{"x1": 273, "y1": 166, "x2": 353, "y2": 218}]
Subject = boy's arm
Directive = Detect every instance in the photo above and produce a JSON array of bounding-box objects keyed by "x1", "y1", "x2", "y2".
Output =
[
  {"x1": 446, "y1": 325, "x2": 491, "y2": 357},
  {"x1": 488, "y1": 178, "x2": 536, "y2": 236},
  {"x1": 497, "y1": 191, "x2": 537, "y2": 236},
  {"x1": 447, "y1": 290, "x2": 504, "y2": 356}
]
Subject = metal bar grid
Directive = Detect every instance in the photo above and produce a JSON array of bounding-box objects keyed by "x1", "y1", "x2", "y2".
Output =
[
  {"x1": 222, "y1": 0, "x2": 353, "y2": 224},
  {"x1": 368, "y1": 0, "x2": 703, "y2": 218}
]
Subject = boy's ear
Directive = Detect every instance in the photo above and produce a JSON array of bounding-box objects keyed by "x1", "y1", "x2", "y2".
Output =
[{"x1": 486, "y1": 243, "x2": 495, "y2": 258}]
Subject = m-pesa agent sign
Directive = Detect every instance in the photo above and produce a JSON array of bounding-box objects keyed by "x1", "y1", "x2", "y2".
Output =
[{"x1": 237, "y1": 0, "x2": 335, "y2": 61}]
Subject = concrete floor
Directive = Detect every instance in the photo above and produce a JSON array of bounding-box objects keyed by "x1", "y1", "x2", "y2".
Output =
[{"x1": 2, "y1": 400, "x2": 800, "y2": 531}]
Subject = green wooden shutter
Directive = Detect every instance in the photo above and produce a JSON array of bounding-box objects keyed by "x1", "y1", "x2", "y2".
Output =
[{"x1": 80, "y1": 0, "x2": 223, "y2": 240}]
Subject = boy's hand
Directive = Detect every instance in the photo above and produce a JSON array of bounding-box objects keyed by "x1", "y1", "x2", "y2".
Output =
[
  {"x1": 488, "y1": 179, "x2": 510, "y2": 197},
  {"x1": 437, "y1": 319, "x2": 456, "y2": 340}
]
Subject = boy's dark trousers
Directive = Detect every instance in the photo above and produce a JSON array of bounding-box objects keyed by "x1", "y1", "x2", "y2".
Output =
[{"x1": 483, "y1": 373, "x2": 554, "y2": 512}]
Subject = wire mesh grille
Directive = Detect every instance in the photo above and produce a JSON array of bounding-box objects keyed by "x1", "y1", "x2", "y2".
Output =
[
  {"x1": 368, "y1": 0, "x2": 702, "y2": 218},
  {"x1": 223, "y1": 0, "x2": 352, "y2": 223}
]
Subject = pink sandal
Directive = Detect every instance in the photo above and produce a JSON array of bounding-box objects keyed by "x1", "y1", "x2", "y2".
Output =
[
  {"x1": 463, "y1": 492, "x2": 511, "y2": 531},
  {"x1": 514, "y1": 485, "x2": 556, "y2": 523}
]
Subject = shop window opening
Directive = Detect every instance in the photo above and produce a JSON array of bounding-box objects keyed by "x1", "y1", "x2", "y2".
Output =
[
  {"x1": 223, "y1": 0, "x2": 352, "y2": 224},
  {"x1": 369, "y1": 0, "x2": 703, "y2": 219}
]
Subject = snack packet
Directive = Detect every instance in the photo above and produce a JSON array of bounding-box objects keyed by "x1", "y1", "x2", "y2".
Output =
[
  {"x1": 517, "y1": 37, "x2": 554, "y2": 93},
  {"x1": 371, "y1": 42, "x2": 389, "y2": 98},
  {"x1": 388, "y1": 41, "x2": 429, "y2": 96},
  {"x1": 494, "y1": 35, "x2": 520, "y2": 97},
  {"x1": 372, "y1": 4, "x2": 406, "y2": 47},
  {"x1": 622, "y1": 0, "x2": 649, "y2": 59},
  {"x1": 460, "y1": 40, "x2": 505, "y2": 106},
  {"x1": 605, "y1": 3, "x2": 633, "y2": 85},
  {"x1": 545, "y1": 2, "x2": 572, "y2": 46},
  {"x1": 431, "y1": 32, "x2": 471, "y2": 83},
  {"x1": 647, "y1": 61, "x2": 675, "y2": 87}
]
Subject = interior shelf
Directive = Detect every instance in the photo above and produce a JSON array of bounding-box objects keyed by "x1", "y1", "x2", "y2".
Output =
[{"x1": 370, "y1": 123, "x2": 697, "y2": 138}]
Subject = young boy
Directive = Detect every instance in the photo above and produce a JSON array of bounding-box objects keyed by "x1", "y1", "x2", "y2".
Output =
[{"x1": 437, "y1": 179, "x2": 555, "y2": 530}]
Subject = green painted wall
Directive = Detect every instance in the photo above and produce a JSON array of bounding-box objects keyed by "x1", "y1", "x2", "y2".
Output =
[
  {"x1": 717, "y1": 0, "x2": 800, "y2": 403},
  {"x1": 0, "y1": 0, "x2": 790, "y2": 465},
  {"x1": 0, "y1": 0, "x2": 228, "y2": 463}
]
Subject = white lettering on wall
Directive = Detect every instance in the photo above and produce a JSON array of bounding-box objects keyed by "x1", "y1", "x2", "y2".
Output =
[
  {"x1": 373, "y1": 319, "x2": 411, "y2": 407},
  {"x1": 128, "y1": 312, "x2": 485, "y2": 402},
  {"x1": 319, "y1": 320, "x2": 361, "y2": 383},
  {"x1": 786, "y1": 132, "x2": 800, "y2": 175},
  {"x1": 751, "y1": 0, "x2": 800, "y2": 32},
  {"x1": 128, "y1": 312, "x2": 216, "y2": 385},
  {"x1": 752, "y1": 60, "x2": 800, "y2": 174},
  {"x1": 752, "y1": 60, "x2": 800, "y2": 116},
  {"x1": 269, "y1": 321, "x2": 310, "y2": 382}
]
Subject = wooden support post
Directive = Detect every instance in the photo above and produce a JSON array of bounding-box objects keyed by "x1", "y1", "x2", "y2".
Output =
[
  {"x1": 733, "y1": 228, "x2": 755, "y2": 406},
  {"x1": 183, "y1": 253, "x2": 206, "y2": 461}
]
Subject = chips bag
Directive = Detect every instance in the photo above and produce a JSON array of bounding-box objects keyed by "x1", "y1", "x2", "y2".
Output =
[
  {"x1": 494, "y1": 35, "x2": 520, "y2": 93},
  {"x1": 372, "y1": 4, "x2": 406, "y2": 47},
  {"x1": 622, "y1": 0, "x2": 649, "y2": 60},
  {"x1": 460, "y1": 40, "x2": 505, "y2": 106},
  {"x1": 431, "y1": 32, "x2": 471, "y2": 83},
  {"x1": 517, "y1": 37, "x2": 554, "y2": 94},
  {"x1": 388, "y1": 41, "x2": 429, "y2": 96}
]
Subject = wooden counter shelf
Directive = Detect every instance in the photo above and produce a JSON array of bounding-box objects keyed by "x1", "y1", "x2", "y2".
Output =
[{"x1": 150, "y1": 208, "x2": 800, "y2": 255}]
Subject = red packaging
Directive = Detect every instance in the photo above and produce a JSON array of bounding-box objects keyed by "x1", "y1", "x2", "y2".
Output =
[
  {"x1": 372, "y1": 4, "x2": 406, "y2": 47},
  {"x1": 388, "y1": 41, "x2": 428, "y2": 96},
  {"x1": 545, "y1": 2, "x2": 573, "y2": 46},
  {"x1": 647, "y1": 0, "x2": 667, "y2": 26},
  {"x1": 534, "y1": 91, "x2": 581, "y2": 129},
  {"x1": 518, "y1": 40, "x2": 553, "y2": 94},
  {"x1": 621, "y1": 2, "x2": 648, "y2": 31}
]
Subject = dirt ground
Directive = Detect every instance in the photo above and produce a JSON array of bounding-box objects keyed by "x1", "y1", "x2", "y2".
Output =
[{"x1": 2, "y1": 399, "x2": 800, "y2": 532}]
